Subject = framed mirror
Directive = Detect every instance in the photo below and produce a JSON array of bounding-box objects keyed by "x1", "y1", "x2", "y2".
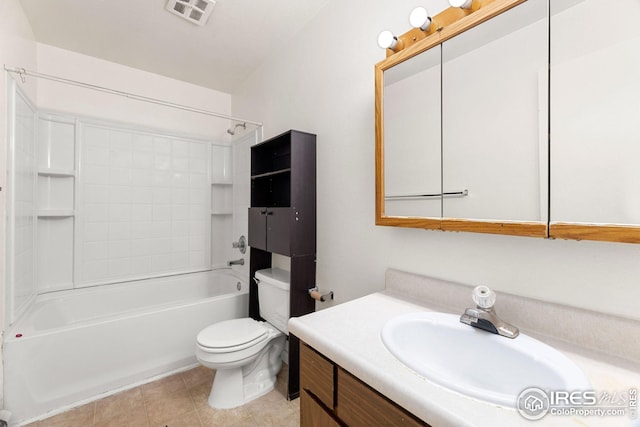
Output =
[{"x1": 375, "y1": 0, "x2": 548, "y2": 237}]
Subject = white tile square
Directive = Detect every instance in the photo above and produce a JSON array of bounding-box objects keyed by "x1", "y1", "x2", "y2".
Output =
[
  {"x1": 109, "y1": 240, "x2": 131, "y2": 258},
  {"x1": 109, "y1": 222, "x2": 132, "y2": 240},
  {"x1": 189, "y1": 157, "x2": 207, "y2": 173},
  {"x1": 131, "y1": 222, "x2": 154, "y2": 239},
  {"x1": 171, "y1": 221, "x2": 189, "y2": 237},
  {"x1": 172, "y1": 140, "x2": 190, "y2": 157},
  {"x1": 171, "y1": 237, "x2": 189, "y2": 253},
  {"x1": 84, "y1": 126, "x2": 110, "y2": 148},
  {"x1": 132, "y1": 134, "x2": 153, "y2": 152},
  {"x1": 131, "y1": 239, "x2": 154, "y2": 257},
  {"x1": 109, "y1": 167, "x2": 132, "y2": 185},
  {"x1": 84, "y1": 204, "x2": 109, "y2": 222},
  {"x1": 190, "y1": 188, "x2": 209, "y2": 206},
  {"x1": 154, "y1": 154, "x2": 171, "y2": 171},
  {"x1": 84, "y1": 165, "x2": 110, "y2": 185},
  {"x1": 130, "y1": 256, "x2": 152, "y2": 275},
  {"x1": 151, "y1": 221, "x2": 171, "y2": 238},
  {"x1": 152, "y1": 187, "x2": 171, "y2": 205},
  {"x1": 189, "y1": 220, "x2": 208, "y2": 236},
  {"x1": 189, "y1": 235, "x2": 207, "y2": 251},
  {"x1": 152, "y1": 253, "x2": 174, "y2": 272},
  {"x1": 110, "y1": 130, "x2": 133, "y2": 151},
  {"x1": 132, "y1": 186, "x2": 153, "y2": 203},
  {"x1": 109, "y1": 257, "x2": 132, "y2": 277},
  {"x1": 153, "y1": 137, "x2": 171, "y2": 154},
  {"x1": 133, "y1": 151, "x2": 153, "y2": 169},
  {"x1": 171, "y1": 252, "x2": 189, "y2": 270},
  {"x1": 190, "y1": 142, "x2": 207, "y2": 158},
  {"x1": 109, "y1": 186, "x2": 132, "y2": 204},
  {"x1": 82, "y1": 260, "x2": 110, "y2": 281},
  {"x1": 131, "y1": 204, "x2": 153, "y2": 221},
  {"x1": 172, "y1": 172, "x2": 189, "y2": 188},
  {"x1": 172, "y1": 157, "x2": 189, "y2": 171},
  {"x1": 84, "y1": 242, "x2": 109, "y2": 261},
  {"x1": 110, "y1": 150, "x2": 132, "y2": 168},
  {"x1": 153, "y1": 205, "x2": 171, "y2": 221},
  {"x1": 84, "y1": 222, "x2": 109, "y2": 242},
  {"x1": 171, "y1": 188, "x2": 189, "y2": 205},
  {"x1": 85, "y1": 146, "x2": 110, "y2": 166},
  {"x1": 189, "y1": 251, "x2": 207, "y2": 268},
  {"x1": 154, "y1": 171, "x2": 171, "y2": 187},
  {"x1": 83, "y1": 185, "x2": 109, "y2": 204},
  {"x1": 172, "y1": 205, "x2": 190, "y2": 221},
  {"x1": 109, "y1": 204, "x2": 131, "y2": 222}
]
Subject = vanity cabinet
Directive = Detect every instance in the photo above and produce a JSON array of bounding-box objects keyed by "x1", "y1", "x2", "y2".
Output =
[
  {"x1": 300, "y1": 342, "x2": 429, "y2": 427},
  {"x1": 249, "y1": 130, "x2": 317, "y2": 400}
]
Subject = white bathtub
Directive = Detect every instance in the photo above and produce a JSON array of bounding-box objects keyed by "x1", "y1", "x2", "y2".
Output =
[{"x1": 3, "y1": 269, "x2": 249, "y2": 424}]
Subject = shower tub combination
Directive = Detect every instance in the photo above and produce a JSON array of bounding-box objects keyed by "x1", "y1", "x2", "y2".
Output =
[{"x1": 3, "y1": 269, "x2": 248, "y2": 424}]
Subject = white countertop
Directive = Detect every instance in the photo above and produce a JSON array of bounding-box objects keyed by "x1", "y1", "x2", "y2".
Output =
[{"x1": 288, "y1": 291, "x2": 640, "y2": 427}]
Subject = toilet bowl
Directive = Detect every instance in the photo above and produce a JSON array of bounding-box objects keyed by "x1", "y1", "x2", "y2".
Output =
[{"x1": 195, "y1": 268, "x2": 290, "y2": 409}]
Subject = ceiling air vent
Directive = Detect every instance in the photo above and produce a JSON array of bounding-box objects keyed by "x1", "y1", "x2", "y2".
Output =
[{"x1": 166, "y1": 0, "x2": 216, "y2": 26}]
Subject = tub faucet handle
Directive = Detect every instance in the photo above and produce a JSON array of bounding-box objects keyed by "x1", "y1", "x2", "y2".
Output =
[{"x1": 232, "y1": 236, "x2": 247, "y2": 254}]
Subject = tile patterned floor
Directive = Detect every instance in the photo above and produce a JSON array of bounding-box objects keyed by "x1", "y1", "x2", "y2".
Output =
[{"x1": 25, "y1": 364, "x2": 299, "y2": 427}]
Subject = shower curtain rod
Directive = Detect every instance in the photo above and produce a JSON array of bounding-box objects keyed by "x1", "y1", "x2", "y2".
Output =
[{"x1": 4, "y1": 65, "x2": 263, "y2": 127}]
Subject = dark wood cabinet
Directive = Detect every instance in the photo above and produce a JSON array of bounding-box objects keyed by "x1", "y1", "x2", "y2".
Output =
[
  {"x1": 248, "y1": 130, "x2": 316, "y2": 257},
  {"x1": 248, "y1": 130, "x2": 316, "y2": 400},
  {"x1": 300, "y1": 342, "x2": 429, "y2": 427}
]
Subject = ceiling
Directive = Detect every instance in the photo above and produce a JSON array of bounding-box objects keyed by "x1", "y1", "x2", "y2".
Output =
[{"x1": 19, "y1": 0, "x2": 331, "y2": 93}]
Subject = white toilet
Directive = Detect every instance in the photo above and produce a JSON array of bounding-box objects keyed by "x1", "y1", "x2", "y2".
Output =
[{"x1": 196, "y1": 268, "x2": 290, "y2": 409}]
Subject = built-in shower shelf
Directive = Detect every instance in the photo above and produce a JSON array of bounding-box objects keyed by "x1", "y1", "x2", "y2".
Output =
[
  {"x1": 37, "y1": 210, "x2": 75, "y2": 218},
  {"x1": 38, "y1": 169, "x2": 75, "y2": 177},
  {"x1": 211, "y1": 181, "x2": 232, "y2": 186},
  {"x1": 211, "y1": 210, "x2": 232, "y2": 215}
]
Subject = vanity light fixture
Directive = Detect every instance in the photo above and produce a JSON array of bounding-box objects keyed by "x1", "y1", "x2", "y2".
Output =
[
  {"x1": 409, "y1": 7, "x2": 432, "y2": 31},
  {"x1": 377, "y1": 30, "x2": 404, "y2": 52},
  {"x1": 449, "y1": 0, "x2": 474, "y2": 9}
]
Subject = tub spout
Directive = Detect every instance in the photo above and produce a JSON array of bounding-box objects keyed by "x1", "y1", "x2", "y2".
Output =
[{"x1": 227, "y1": 258, "x2": 244, "y2": 266}]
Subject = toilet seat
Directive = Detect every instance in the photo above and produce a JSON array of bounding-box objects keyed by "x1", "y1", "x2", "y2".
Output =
[{"x1": 197, "y1": 318, "x2": 269, "y2": 353}]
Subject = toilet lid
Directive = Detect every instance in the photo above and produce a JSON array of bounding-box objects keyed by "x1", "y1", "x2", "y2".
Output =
[{"x1": 197, "y1": 318, "x2": 267, "y2": 349}]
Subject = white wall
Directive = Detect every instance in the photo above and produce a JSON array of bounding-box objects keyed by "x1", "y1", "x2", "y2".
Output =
[
  {"x1": 231, "y1": 0, "x2": 640, "y2": 320},
  {"x1": 36, "y1": 44, "x2": 232, "y2": 142}
]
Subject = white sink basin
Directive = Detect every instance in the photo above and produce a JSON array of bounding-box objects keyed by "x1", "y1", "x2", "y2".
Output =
[{"x1": 381, "y1": 312, "x2": 590, "y2": 407}]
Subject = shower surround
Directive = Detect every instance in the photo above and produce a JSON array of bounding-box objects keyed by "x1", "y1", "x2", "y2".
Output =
[{"x1": 4, "y1": 69, "x2": 253, "y2": 424}]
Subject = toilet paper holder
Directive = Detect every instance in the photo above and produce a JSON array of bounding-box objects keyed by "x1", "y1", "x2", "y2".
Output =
[{"x1": 308, "y1": 287, "x2": 334, "y2": 302}]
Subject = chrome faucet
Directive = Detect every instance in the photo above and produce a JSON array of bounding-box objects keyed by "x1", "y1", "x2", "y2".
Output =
[
  {"x1": 460, "y1": 285, "x2": 519, "y2": 339},
  {"x1": 227, "y1": 258, "x2": 245, "y2": 266}
]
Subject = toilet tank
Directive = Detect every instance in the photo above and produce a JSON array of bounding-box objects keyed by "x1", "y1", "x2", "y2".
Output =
[{"x1": 256, "y1": 268, "x2": 290, "y2": 334}]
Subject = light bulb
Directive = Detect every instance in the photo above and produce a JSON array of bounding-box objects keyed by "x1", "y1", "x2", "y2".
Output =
[
  {"x1": 377, "y1": 30, "x2": 399, "y2": 50},
  {"x1": 409, "y1": 7, "x2": 432, "y2": 31},
  {"x1": 449, "y1": 0, "x2": 473, "y2": 9}
]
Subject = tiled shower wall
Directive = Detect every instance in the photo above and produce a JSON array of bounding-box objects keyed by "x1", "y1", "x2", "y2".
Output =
[
  {"x1": 77, "y1": 123, "x2": 212, "y2": 287},
  {"x1": 6, "y1": 76, "x2": 234, "y2": 322},
  {"x1": 6, "y1": 85, "x2": 37, "y2": 323}
]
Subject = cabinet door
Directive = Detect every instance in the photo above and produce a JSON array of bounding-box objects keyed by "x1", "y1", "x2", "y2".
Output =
[
  {"x1": 337, "y1": 368, "x2": 427, "y2": 427},
  {"x1": 301, "y1": 390, "x2": 341, "y2": 427},
  {"x1": 383, "y1": 46, "x2": 442, "y2": 219},
  {"x1": 441, "y1": 0, "x2": 548, "y2": 223},
  {"x1": 265, "y1": 207, "x2": 292, "y2": 256},
  {"x1": 549, "y1": 0, "x2": 640, "y2": 242},
  {"x1": 248, "y1": 207, "x2": 267, "y2": 251}
]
